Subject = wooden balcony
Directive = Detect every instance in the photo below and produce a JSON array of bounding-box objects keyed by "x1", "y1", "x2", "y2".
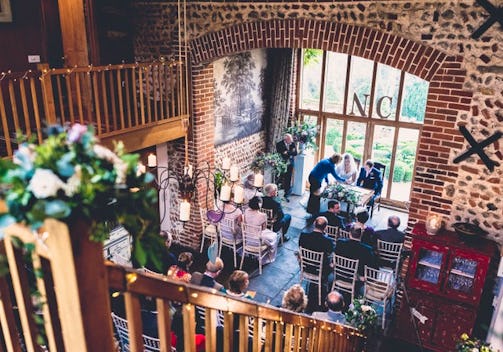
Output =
[{"x1": 0, "y1": 61, "x2": 189, "y2": 157}]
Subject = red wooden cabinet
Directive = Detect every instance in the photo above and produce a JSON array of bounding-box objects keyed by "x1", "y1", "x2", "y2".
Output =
[{"x1": 394, "y1": 223, "x2": 497, "y2": 352}]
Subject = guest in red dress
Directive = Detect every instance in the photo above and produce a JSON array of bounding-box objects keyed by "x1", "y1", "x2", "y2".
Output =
[{"x1": 167, "y1": 252, "x2": 193, "y2": 283}]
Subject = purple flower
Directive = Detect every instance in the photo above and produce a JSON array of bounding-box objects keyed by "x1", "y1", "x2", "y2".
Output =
[{"x1": 67, "y1": 123, "x2": 88, "y2": 143}]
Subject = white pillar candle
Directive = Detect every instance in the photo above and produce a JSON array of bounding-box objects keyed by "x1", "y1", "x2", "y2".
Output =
[
  {"x1": 147, "y1": 153, "x2": 157, "y2": 167},
  {"x1": 220, "y1": 184, "x2": 232, "y2": 201},
  {"x1": 254, "y1": 173, "x2": 264, "y2": 188},
  {"x1": 230, "y1": 165, "x2": 239, "y2": 182},
  {"x1": 222, "y1": 157, "x2": 231, "y2": 170},
  {"x1": 233, "y1": 185, "x2": 244, "y2": 204},
  {"x1": 180, "y1": 201, "x2": 191, "y2": 222},
  {"x1": 188, "y1": 164, "x2": 193, "y2": 178}
]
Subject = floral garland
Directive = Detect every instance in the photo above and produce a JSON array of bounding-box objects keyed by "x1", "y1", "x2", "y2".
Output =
[
  {"x1": 285, "y1": 121, "x2": 319, "y2": 151},
  {"x1": 345, "y1": 299, "x2": 377, "y2": 333},
  {"x1": 0, "y1": 124, "x2": 164, "y2": 270},
  {"x1": 456, "y1": 333, "x2": 495, "y2": 352},
  {"x1": 249, "y1": 152, "x2": 287, "y2": 176},
  {"x1": 321, "y1": 183, "x2": 361, "y2": 204}
]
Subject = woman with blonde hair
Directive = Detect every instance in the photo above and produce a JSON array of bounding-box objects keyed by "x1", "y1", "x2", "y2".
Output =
[
  {"x1": 336, "y1": 153, "x2": 358, "y2": 184},
  {"x1": 281, "y1": 284, "x2": 308, "y2": 313}
]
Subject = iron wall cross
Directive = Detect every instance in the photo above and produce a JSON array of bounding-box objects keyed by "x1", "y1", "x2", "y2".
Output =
[
  {"x1": 453, "y1": 126, "x2": 502, "y2": 172},
  {"x1": 472, "y1": 0, "x2": 503, "y2": 39}
]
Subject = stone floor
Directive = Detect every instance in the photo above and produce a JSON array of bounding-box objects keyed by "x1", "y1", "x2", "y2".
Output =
[{"x1": 172, "y1": 192, "x2": 430, "y2": 351}]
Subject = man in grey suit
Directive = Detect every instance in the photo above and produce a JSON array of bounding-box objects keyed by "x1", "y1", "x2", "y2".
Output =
[{"x1": 312, "y1": 291, "x2": 346, "y2": 324}]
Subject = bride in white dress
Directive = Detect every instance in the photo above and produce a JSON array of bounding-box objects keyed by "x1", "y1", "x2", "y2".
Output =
[{"x1": 336, "y1": 153, "x2": 358, "y2": 185}]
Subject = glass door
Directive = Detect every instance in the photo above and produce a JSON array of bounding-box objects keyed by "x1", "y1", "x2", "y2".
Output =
[
  {"x1": 408, "y1": 239, "x2": 448, "y2": 294},
  {"x1": 444, "y1": 249, "x2": 490, "y2": 304}
]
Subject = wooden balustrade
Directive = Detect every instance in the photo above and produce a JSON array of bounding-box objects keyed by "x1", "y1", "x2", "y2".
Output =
[{"x1": 0, "y1": 61, "x2": 188, "y2": 158}]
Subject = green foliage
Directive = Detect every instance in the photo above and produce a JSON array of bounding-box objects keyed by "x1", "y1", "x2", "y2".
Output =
[
  {"x1": 322, "y1": 183, "x2": 361, "y2": 204},
  {"x1": 250, "y1": 152, "x2": 287, "y2": 177},
  {"x1": 0, "y1": 124, "x2": 160, "y2": 270},
  {"x1": 345, "y1": 299, "x2": 378, "y2": 333},
  {"x1": 285, "y1": 121, "x2": 319, "y2": 151},
  {"x1": 456, "y1": 333, "x2": 495, "y2": 352},
  {"x1": 401, "y1": 80, "x2": 428, "y2": 122},
  {"x1": 303, "y1": 49, "x2": 322, "y2": 66}
]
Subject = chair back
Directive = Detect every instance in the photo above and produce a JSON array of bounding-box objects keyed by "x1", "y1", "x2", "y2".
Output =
[
  {"x1": 338, "y1": 228, "x2": 351, "y2": 239},
  {"x1": 325, "y1": 225, "x2": 339, "y2": 241},
  {"x1": 111, "y1": 312, "x2": 161, "y2": 352},
  {"x1": 299, "y1": 247, "x2": 324, "y2": 282},
  {"x1": 241, "y1": 222, "x2": 265, "y2": 254},
  {"x1": 220, "y1": 216, "x2": 238, "y2": 244},
  {"x1": 259, "y1": 208, "x2": 276, "y2": 231},
  {"x1": 332, "y1": 255, "x2": 359, "y2": 300},
  {"x1": 363, "y1": 266, "x2": 393, "y2": 302},
  {"x1": 377, "y1": 240, "x2": 403, "y2": 276}
]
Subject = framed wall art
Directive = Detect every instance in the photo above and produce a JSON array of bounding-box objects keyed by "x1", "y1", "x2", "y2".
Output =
[{"x1": 0, "y1": 0, "x2": 12, "y2": 22}]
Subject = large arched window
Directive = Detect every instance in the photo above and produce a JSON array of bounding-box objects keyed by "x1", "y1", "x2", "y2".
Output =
[{"x1": 297, "y1": 49, "x2": 429, "y2": 208}]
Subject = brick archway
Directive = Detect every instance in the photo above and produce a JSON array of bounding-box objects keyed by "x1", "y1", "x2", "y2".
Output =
[{"x1": 189, "y1": 18, "x2": 472, "y2": 229}]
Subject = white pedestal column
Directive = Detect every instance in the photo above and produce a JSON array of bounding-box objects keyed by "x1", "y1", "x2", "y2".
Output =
[{"x1": 292, "y1": 154, "x2": 306, "y2": 196}]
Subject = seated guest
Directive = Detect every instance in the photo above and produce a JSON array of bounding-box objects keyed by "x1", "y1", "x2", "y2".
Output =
[
  {"x1": 307, "y1": 154, "x2": 345, "y2": 215},
  {"x1": 167, "y1": 252, "x2": 193, "y2": 283},
  {"x1": 375, "y1": 215, "x2": 405, "y2": 243},
  {"x1": 261, "y1": 183, "x2": 291, "y2": 242},
  {"x1": 335, "y1": 225, "x2": 378, "y2": 294},
  {"x1": 319, "y1": 200, "x2": 346, "y2": 228},
  {"x1": 312, "y1": 290, "x2": 346, "y2": 324},
  {"x1": 224, "y1": 270, "x2": 254, "y2": 299},
  {"x1": 243, "y1": 173, "x2": 263, "y2": 204},
  {"x1": 299, "y1": 217, "x2": 336, "y2": 276},
  {"x1": 356, "y1": 160, "x2": 383, "y2": 207},
  {"x1": 243, "y1": 196, "x2": 279, "y2": 264},
  {"x1": 190, "y1": 257, "x2": 224, "y2": 291},
  {"x1": 348, "y1": 207, "x2": 376, "y2": 249},
  {"x1": 219, "y1": 201, "x2": 243, "y2": 241},
  {"x1": 282, "y1": 284, "x2": 308, "y2": 313},
  {"x1": 336, "y1": 153, "x2": 358, "y2": 185}
]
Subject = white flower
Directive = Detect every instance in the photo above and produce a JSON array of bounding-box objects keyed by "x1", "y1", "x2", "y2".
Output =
[
  {"x1": 361, "y1": 305, "x2": 374, "y2": 313},
  {"x1": 64, "y1": 165, "x2": 82, "y2": 196},
  {"x1": 471, "y1": 349, "x2": 479, "y2": 352},
  {"x1": 28, "y1": 169, "x2": 65, "y2": 199},
  {"x1": 93, "y1": 144, "x2": 121, "y2": 164},
  {"x1": 115, "y1": 161, "x2": 128, "y2": 184}
]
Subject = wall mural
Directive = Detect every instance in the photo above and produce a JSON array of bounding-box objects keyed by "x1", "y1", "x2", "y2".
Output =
[{"x1": 214, "y1": 49, "x2": 266, "y2": 146}]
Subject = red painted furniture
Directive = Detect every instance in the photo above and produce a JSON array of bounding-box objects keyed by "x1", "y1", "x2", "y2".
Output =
[{"x1": 394, "y1": 223, "x2": 497, "y2": 351}]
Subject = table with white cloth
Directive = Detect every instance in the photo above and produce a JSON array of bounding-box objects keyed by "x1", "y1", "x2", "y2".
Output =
[{"x1": 320, "y1": 183, "x2": 374, "y2": 219}]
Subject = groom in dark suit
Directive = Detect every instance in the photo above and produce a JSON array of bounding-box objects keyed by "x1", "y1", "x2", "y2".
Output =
[
  {"x1": 276, "y1": 133, "x2": 297, "y2": 201},
  {"x1": 356, "y1": 159, "x2": 383, "y2": 206}
]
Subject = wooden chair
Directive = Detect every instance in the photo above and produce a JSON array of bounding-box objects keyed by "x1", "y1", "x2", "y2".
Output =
[
  {"x1": 299, "y1": 247, "x2": 324, "y2": 306},
  {"x1": 111, "y1": 312, "x2": 164, "y2": 352},
  {"x1": 199, "y1": 207, "x2": 219, "y2": 253},
  {"x1": 240, "y1": 222, "x2": 269, "y2": 275},
  {"x1": 363, "y1": 266, "x2": 394, "y2": 329},
  {"x1": 218, "y1": 216, "x2": 243, "y2": 268},
  {"x1": 325, "y1": 225, "x2": 339, "y2": 241},
  {"x1": 370, "y1": 162, "x2": 386, "y2": 217},
  {"x1": 332, "y1": 255, "x2": 359, "y2": 302},
  {"x1": 338, "y1": 228, "x2": 351, "y2": 239},
  {"x1": 259, "y1": 207, "x2": 283, "y2": 245},
  {"x1": 377, "y1": 240, "x2": 403, "y2": 278}
]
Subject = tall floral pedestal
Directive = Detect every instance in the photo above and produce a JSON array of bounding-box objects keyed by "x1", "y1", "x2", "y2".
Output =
[
  {"x1": 292, "y1": 153, "x2": 308, "y2": 196},
  {"x1": 2, "y1": 218, "x2": 115, "y2": 351}
]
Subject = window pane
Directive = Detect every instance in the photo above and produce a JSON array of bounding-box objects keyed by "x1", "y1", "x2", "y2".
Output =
[
  {"x1": 348, "y1": 56, "x2": 373, "y2": 117},
  {"x1": 371, "y1": 125, "x2": 395, "y2": 196},
  {"x1": 346, "y1": 121, "x2": 366, "y2": 163},
  {"x1": 390, "y1": 128, "x2": 419, "y2": 202},
  {"x1": 300, "y1": 49, "x2": 323, "y2": 110},
  {"x1": 323, "y1": 118, "x2": 344, "y2": 159},
  {"x1": 323, "y1": 52, "x2": 348, "y2": 114},
  {"x1": 373, "y1": 64, "x2": 401, "y2": 120},
  {"x1": 400, "y1": 73, "x2": 429, "y2": 123}
]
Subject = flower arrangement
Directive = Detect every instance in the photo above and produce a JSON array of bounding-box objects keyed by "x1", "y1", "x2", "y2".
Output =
[
  {"x1": 345, "y1": 299, "x2": 377, "y2": 333},
  {"x1": 456, "y1": 333, "x2": 495, "y2": 352},
  {"x1": 0, "y1": 124, "x2": 164, "y2": 269},
  {"x1": 322, "y1": 183, "x2": 361, "y2": 204},
  {"x1": 285, "y1": 121, "x2": 319, "y2": 151},
  {"x1": 250, "y1": 152, "x2": 287, "y2": 177}
]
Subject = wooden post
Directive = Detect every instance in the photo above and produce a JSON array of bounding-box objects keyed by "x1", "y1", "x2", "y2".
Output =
[{"x1": 37, "y1": 64, "x2": 57, "y2": 124}]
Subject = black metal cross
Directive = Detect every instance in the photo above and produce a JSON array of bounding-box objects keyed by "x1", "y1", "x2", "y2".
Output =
[
  {"x1": 472, "y1": 0, "x2": 503, "y2": 39},
  {"x1": 453, "y1": 126, "x2": 502, "y2": 172}
]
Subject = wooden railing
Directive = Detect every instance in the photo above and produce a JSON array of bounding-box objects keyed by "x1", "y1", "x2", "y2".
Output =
[
  {"x1": 0, "y1": 61, "x2": 188, "y2": 157},
  {"x1": 0, "y1": 219, "x2": 366, "y2": 352}
]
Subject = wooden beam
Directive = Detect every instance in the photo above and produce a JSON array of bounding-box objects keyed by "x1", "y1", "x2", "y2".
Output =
[
  {"x1": 99, "y1": 117, "x2": 187, "y2": 152},
  {"x1": 57, "y1": 0, "x2": 89, "y2": 67}
]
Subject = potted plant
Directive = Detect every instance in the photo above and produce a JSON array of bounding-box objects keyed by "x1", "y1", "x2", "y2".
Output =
[
  {"x1": 285, "y1": 121, "x2": 319, "y2": 152},
  {"x1": 249, "y1": 152, "x2": 288, "y2": 181},
  {"x1": 456, "y1": 333, "x2": 495, "y2": 352},
  {"x1": 345, "y1": 299, "x2": 378, "y2": 334}
]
